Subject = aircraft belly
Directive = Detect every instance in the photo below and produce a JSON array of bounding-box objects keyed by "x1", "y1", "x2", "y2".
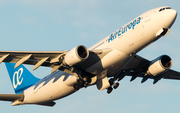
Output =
[
  {"x1": 106, "y1": 56, "x2": 133, "y2": 77},
  {"x1": 86, "y1": 49, "x2": 131, "y2": 79}
]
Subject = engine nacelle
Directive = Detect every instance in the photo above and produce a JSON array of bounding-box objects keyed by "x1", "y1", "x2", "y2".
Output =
[
  {"x1": 63, "y1": 45, "x2": 89, "y2": 66},
  {"x1": 146, "y1": 55, "x2": 172, "y2": 76}
]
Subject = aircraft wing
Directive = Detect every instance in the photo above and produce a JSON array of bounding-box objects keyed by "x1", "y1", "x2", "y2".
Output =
[
  {"x1": 0, "y1": 49, "x2": 111, "y2": 73},
  {"x1": 161, "y1": 69, "x2": 180, "y2": 80},
  {"x1": 0, "y1": 51, "x2": 66, "y2": 69},
  {"x1": 121, "y1": 55, "x2": 180, "y2": 83}
]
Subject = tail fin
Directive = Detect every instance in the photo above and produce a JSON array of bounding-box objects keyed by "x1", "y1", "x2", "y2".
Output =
[{"x1": 5, "y1": 63, "x2": 40, "y2": 94}]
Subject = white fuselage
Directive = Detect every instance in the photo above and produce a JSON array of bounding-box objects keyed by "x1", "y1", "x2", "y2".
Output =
[
  {"x1": 86, "y1": 7, "x2": 177, "y2": 78},
  {"x1": 21, "y1": 71, "x2": 77, "y2": 105},
  {"x1": 16, "y1": 7, "x2": 177, "y2": 105}
]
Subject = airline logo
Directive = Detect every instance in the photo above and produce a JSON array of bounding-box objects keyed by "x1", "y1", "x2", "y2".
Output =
[
  {"x1": 13, "y1": 68, "x2": 24, "y2": 89},
  {"x1": 108, "y1": 17, "x2": 141, "y2": 43}
]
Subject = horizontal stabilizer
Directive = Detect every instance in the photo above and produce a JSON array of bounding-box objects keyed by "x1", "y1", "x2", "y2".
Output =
[{"x1": 0, "y1": 94, "x2": 24, "y2": 101}]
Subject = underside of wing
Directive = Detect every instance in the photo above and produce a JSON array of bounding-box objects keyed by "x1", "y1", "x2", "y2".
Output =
[
  {"x1": 116, "y1": 54, "x2": 180, "y2": 84},
  {"x1": 0, "y1": 47, "x2": 112, "y2": 74},
  {"x1": 0, "y1": 50, "x2": 70, "y2": 74},
  {"x1": 0, "y1": 51, "x2": 66, "y2": 67},
  {"x1": 162, "y1": 69, "x2": 180, "y2": 80}
]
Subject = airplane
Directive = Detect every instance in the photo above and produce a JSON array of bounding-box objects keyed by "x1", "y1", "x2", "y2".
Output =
[{"x1": 0, "y1": 6, "x2": 178, "y2": 106}]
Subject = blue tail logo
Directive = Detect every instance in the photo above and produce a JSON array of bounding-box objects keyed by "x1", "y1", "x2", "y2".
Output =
[
  {"x1": 13, "y1": 67, "x2": 24, "y2": 89},
  {"x1": 5, "y1": 63, "x2": 40, "y2": 94}
]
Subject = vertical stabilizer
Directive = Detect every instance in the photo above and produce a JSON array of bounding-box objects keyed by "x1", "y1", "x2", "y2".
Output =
[{"x1": 5, "y1": 63, "x2": 40, "y2": 94}]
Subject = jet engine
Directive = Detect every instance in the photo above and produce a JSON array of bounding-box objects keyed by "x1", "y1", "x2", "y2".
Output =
[
  {"x1": 146, "y1": 55, "x2": 172, "y2": 76},
  {"x1": 63, "y1": 45, "x2": 89, "y2": 66}
]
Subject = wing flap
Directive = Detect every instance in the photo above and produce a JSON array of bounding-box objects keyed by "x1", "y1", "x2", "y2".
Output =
[
  {"x1": 33, "y1": 57, "x2": 49, "y2": 70},
  {"x1": 14, "y1": 54, "x2": 32, "y2": 68},
  {"x1": 0, "y1": 54, "x2": 9, "y2": 63}
]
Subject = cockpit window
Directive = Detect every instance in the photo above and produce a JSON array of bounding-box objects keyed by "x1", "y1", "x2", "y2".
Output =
[
  {"x1": 159, "y1": 7, "x2": 171, "y2": 12},
  {"x1": 165, "y1": 7, "x2": 171, "y2": 9}
]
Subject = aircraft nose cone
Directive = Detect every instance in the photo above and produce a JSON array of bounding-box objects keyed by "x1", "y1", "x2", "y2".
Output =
[
  {"x1": 167, "y1": 9, "x2": 177, "y2": 28},
  {"x1": 170, "y1": 9, "x2": 177, "y2": 19}
]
